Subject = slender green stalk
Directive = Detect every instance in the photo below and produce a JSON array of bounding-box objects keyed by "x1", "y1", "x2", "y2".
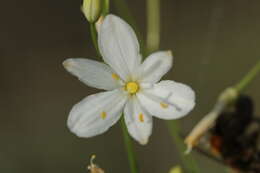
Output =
[
  {"x1": 235, "y1": 60, "x2": 260, "y2": 92},
  {"x1": 102, "y1": 0, "x2": 109, "y2": 15},
  {"x1": 167, "y1": 121, "x2": 200, "y2": 173},
  {"x1": 120, "y1": 118, "x2": 139, "y2": 173},
  {"x1": 146, "y1": 0, "x2": 160, "y2": 54},
  {"x1": 90, "y1": 23, "x2": 100, "y2": 56}
]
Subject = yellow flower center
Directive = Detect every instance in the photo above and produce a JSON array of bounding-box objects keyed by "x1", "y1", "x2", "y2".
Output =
[{"x1": 125, "y1": 82, "x2": 139, "y2": 94}]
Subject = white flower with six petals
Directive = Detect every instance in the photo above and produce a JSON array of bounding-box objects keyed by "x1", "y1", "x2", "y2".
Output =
[{"x1": 63, "y1": 14, "x2": 195, "y2": 145}]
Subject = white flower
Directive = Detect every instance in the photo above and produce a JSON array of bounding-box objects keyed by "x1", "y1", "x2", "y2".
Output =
[{"x1": 63, "y1": 14, "x2": 195, "y2": 145}]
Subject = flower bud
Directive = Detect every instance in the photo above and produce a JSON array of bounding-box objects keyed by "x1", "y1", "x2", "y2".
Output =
[
  {"x1": 169, "y1": 166, "x2": 182, "y2": 173},
  {"x1": 82, "y1": 0, "x2": 101, "y2": 23}
]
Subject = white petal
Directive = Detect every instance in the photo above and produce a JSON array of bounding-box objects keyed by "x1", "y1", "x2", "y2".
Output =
[
  {"x1": 98, "y1": 14, "x2": 141, "y2": 81},
  {"x1": 139, "y1": 51, "x2": 173, "y2": 83},
  {"x1": 124, "y1": 97, "x2": 153, "y2": 145},
  {"x1": 137, "y1": 80, "x2": 195, "y2": 120},
  {"x1": 63, "y1": 58, "x2": 121, "y2": 90},
  {"x1": 67, "y1": 90, "x2": 127, "y2": 138}
]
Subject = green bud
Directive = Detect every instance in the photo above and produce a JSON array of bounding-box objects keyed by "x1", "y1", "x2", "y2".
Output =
[
  {"x1": 82, "y1": 0, "x2": 101, "y2": 23},
  {"x1": 169, "y1": 166, "x2": 182, "y2": 173}
]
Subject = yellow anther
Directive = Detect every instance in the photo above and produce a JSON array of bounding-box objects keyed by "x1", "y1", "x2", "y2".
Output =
[
  {"x1": 160, "y1": 102, "x2": 169, "y2": 109},
  {"x1": 100, "y1": 112, "x2": 107, "y2": 119},
  {"x1": 111, "y1": 73, "x2": 120, "y2": 80},
  {"x1": 139, "y1": 113, "x2": 144, "y2": 122},
  {"x1": 125, "y1": 82, "x2": 139, "y2": 94}
]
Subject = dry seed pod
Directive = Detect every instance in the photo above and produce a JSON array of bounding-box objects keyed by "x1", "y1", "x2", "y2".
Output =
[{"x1": 185, "y1": 87, "x2": 238, "y2": 153}]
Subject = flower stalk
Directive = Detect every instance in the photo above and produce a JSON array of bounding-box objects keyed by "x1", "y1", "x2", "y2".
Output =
[
  {"x1": 120, "y1": 118, "x2": 139, "y2": 173},
  {"x1": 146, "y1": 0, "x2": 160, "y2": 54},
  {"x1": 235, "y1": 59, "x2": 260, "y2": 92},
  {"x1": 102, "y1": 0, "x2": 110, "y2": 15},
  {"x1": 90, "y1": 23, "x2": 100, "y2": 56}
]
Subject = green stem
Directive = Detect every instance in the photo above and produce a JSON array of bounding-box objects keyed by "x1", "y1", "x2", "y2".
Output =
[
  {"x1": 235, "y1": 60, "x2": 260, "y2": 92},
  {"x1": 102, "y1": 0, "x2": 109, "y2": 15},
  {"x1": 120, "y1": 118, "x2": 139, "y2": 173},
  {"x1": 90, "y1": 23, "x2": 100, "y2": 56},
  {"x1": 146, "y1": 0, "x2": 160, "y2": 54},
  {"x1": 167, "y1": 120, "x2": 200, "y2": 173}
]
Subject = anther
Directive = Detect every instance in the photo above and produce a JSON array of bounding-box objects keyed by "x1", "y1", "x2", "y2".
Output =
[
  {"x1": 139, "y1": 113, "x2": 144, "y2": 122},
  {"x1": 111, "y1": 73, "x2": 120, "y2": 80},
  {"x1": 100, "y1": 112, "x2": 107, "y2": 119},
  {"x1": 160, "y1": 102, "x2": 169, "y2": 109}
]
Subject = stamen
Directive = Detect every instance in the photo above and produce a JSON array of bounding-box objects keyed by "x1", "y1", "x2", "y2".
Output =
[
  {"x1": 125, "y1": 82, "x2": 139, "y2": 94},
  {"x1": 100, "y1": 112, "x2": 107, "y2": 119},
  {"x1": 160, "y1": 102, "x2": 169, "y2": 109},
  {"x1": 111, "y1": 73, "x2": 120, "y2": 80},
  {"x1": 139, "y1": 113, "x2": 144, "y2": 122}
]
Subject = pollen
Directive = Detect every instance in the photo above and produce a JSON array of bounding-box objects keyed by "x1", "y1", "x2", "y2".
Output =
[
  {"x1": 160, "y1": 102, "x2": 169, "y2": 108},
  {"x1": 139, "y1": 113, "x2": 144, "y2": 122},
  {"x1": 100, "y1": 112, "x2": 107, "y2": 119},
  {"x1": 111, "y1": 73, "x2": 120, "y2": 80},
  {"x1": 125, "y1": 82, "x2": 139, "y2": 94}
]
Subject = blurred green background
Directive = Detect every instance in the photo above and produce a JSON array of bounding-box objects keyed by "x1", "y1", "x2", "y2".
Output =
[{"x1": 1, "y1": 0, "x2": 260, "y2": 173}]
